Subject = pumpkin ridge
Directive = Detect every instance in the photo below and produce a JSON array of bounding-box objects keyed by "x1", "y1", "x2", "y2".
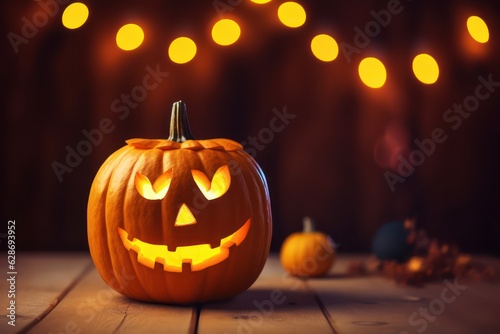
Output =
[
  {"x1": 121, "y1": 149, "x2": 158, "y2": 300},
  {"x1": 232, "y1": 152, "x2": 272, "y2": 272},
  {"x1": 89, "y1": 146, "x2": 126, "y2": 285},
  {"x1": 103, "y1": 147, "x2": 150, "y2": 298},
  {"x1": 127, "y1": 149, "x2": 165, "y2": 301},
  {"x1": 89, "y1": 162, "x2": 115, "y2": 289}
]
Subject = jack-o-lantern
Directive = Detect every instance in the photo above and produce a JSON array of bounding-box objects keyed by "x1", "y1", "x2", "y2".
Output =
[{"x1": 87, "y1": 101, "x2": 272, "y2": 304}]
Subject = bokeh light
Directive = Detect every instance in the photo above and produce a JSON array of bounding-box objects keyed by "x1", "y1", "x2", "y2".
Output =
[
  {"x1": 373, "y1": 123, "x2": 410, "y2": 171},
  {"x1": 412, "y1": 53, "x2": 439, "y2": 84},
  {"x1": 311, "y1": 34, "x2": 339, "y2": 62},
  {"x1": 467, "y1": 16, "x2": 489, "y2": 43},
  {"x1": 116, "y1": 24, "x2": 144, "y2": 51},
  {"x1": 250, "y1": 0, "x2": 272, "y2": 3},
  {"x1": 61, "y1": 2, "x2": 89, "y2": 29},
  {"x1": 168, "y1": 37, "x2": 197, "y2": 64},
  {"x1": 277, "y1": 2, "x2": 306, "y2": 28},
  {"x1": 212, "y1": 19, "x2": 241, "y2": 46},
  {"x1": 358, "y1": 57, "x2": 387, "y2": 89}
]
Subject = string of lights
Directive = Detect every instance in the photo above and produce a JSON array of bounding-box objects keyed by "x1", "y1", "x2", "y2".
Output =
[{"x1": 60, "y1": 1, "x2": 490, "y2": 88}]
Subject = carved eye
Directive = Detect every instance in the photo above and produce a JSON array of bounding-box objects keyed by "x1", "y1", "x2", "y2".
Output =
[
  {"x1": 135, "y1": 169, "x2": 173, "y2": 200},
  {"x1": 191, "y1": 165, "x2": 231, "y2": 200}
]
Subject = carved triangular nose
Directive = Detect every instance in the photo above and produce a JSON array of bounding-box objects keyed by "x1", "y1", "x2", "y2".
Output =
[{"x1": 174, "y1": 203, "x2": 197, "y2": 226}]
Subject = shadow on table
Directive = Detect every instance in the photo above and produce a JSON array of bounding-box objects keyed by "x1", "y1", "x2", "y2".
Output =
[{"x1": 203, "y1": 286, "x2": 414, "y2": 312}]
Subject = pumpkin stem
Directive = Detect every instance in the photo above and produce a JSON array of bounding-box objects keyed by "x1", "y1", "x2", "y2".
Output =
[
  {"x1": 302, "y1": 216, "x2": 316, "y2": 233},
  {"x1": 167, "y1": 101, "x2": 195, "y2": 142}
]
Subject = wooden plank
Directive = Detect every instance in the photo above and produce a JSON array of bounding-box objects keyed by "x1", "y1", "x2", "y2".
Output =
[
  {"x1": 398, "y1": 276, "x2": 500, "y2": 334},
  {"x1": 4, "y1": 253, "x2": 498, "y2": 333},
  {"x1": 308, "y1": 255, "x2": 500, "y2": 334},
  {"x1": 28, "y1": 265, "x2": 195, "y2": 334},
  {"x1": 309, "y1": 274, "x2": 432, "y2": 334},
  {"x1": 198, "y1": 256, "x2": 334, "y2": 334},
  {"x1": 0, "y1": 252, "x2": 92, "y2": 334}
]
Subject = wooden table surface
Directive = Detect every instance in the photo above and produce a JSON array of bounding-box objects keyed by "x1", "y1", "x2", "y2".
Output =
[{"x1": 1, "y1": 253, "x2": 499, "y2": 334}]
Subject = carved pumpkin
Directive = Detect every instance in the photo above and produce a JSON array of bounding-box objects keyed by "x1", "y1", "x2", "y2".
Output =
[
  {"x1": 280, "y1": 217, "x2": 335, "y2": 277},
  {"x1": 87, "y1": 101, "x2": 272, "y2": 304}
]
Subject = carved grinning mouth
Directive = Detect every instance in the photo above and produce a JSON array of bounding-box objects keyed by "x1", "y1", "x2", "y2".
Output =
[{"x1": 118, "y1": 219, "x2": 250, "y2": 273}]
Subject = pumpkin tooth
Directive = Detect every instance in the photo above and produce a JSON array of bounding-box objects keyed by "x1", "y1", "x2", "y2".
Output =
[
  {"x1": 153, "y1": 261, "x2": 164, "y2": 271},
  {"x1": 167, "y1": 245, "x2": 177, "y2": 252},
  {"x1": 210, "y1": 240, "x2": 221, "y2": 249},
  {"x1": 182, "y1": 262, "x2": 192, "y2": 272}
]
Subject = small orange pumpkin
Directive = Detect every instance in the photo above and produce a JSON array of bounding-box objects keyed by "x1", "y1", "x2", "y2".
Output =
[
  {"x1": 87, "y1": 101, "x2": 272, "y2": 304},
  {"x1": 280, "y1": 217, "x2": 335, "y2": 277}
]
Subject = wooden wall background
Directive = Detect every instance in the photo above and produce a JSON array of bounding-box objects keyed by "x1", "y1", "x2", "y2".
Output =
[{"x1": 2, "y1": 0, "x2": 500, "y2": 254}]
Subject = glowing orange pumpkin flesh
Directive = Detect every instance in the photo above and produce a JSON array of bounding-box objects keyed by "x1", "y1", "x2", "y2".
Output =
[{"x1": 118, "y1": 218, "x2": 250, "y2": 272}]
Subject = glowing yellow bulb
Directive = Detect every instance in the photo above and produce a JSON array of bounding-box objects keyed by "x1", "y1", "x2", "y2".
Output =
[
  {"x1": 212, "y1": 19, "x2": 241, "y2": 46},
  {"x1": 412, "y1": 53, "x2": 439, "y2": 84},
  {"x1": 250, "y1": 0, "x2": 272, "y2": 3},
  {"x1": 168, "y1": 37, "x2": 197, "y2": 64},
  {"x1": 61, "y1": 2, "x2": 89, "y2": 29},
  {"x1": 116, "y1": 24, "x2": 144, "y2": 51},
  {"x1": 358, "y1": 57, "x2": 387, "y2": 89},
  {"x1": 467, "y1": 16, "x2": 489, "y2": 43},
  {"x1": 278, "y1": 2, "x2": 306, "y2": 28},
  {"x1": 311, "y1": 34, "x2": 339, "y2": 62}
]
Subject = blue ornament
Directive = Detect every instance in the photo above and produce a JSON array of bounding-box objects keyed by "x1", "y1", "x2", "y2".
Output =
[{"x1": 372, "y1": 220, "x2": 414, "y2": 262}]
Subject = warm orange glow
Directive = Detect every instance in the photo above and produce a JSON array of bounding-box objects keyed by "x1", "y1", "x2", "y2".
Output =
[
  {"x1": 116, "y1": 24, "x2": 144, "y2": 51},
  {"x1": 192, "y1": 165, "x2": 231, "y2": 200},
  {"x1": 168, "y1": 37, "x2": 197, "y2": 64},
  {"x1": 118, "y1": 219, "x2": 251, "y2": 272},
  {"x1": 467, "y1": 16, "x2": 489, "y2": 43},
  {"x1": 412, "y1": 53, "x2": 439, "y2": 84},
  {"x1": 175, "y1": 204, "x2": 197, "y2": 226},
  {"x1": 61, "y1": 2, "x2": 89, "y2": 29},
  {"x1": 311, "y1": 34, "x2": 339, "y2": 62},
  {"x1": 407, "y1": 256, "x2": 424, "y2": 273},
  {"x1": 135, "y1": 170, "x2": 172, "y2": 200},
  {"x1": 277, "y1": 2, "x2": 306, "y2": 28},
  {"x1": 358, "y1": 57, "x2": 387, "y2": 89}
]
